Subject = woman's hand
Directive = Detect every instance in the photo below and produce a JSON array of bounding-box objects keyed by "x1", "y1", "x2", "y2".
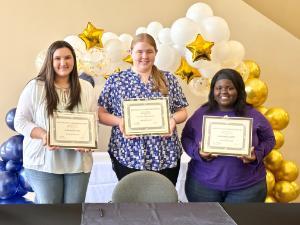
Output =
[
  {"x1": 119, "y1": 117, "x2": 138, "y2": 139},
  {"x1": 199, "y1": 142, "x2": 218, "y2": 161},
  {"x1": 238, "y1": 147, "x2": 256, "y2": 163}
]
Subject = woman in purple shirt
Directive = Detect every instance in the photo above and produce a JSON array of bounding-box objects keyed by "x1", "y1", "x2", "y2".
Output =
[{"x1": 181, "y1": 69, "x2": 275, "y2": 202}]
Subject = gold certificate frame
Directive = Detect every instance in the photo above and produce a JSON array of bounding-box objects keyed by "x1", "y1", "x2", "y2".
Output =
[
  {"x1": 123, "y1": 97, "x2": 170, "y2": 136},
  {"x1": 201, "y1": 116, "x2": 253, "y2": 156},
  {"x1": 48, "y1": 111, "x2": 98, "y2": 148}
]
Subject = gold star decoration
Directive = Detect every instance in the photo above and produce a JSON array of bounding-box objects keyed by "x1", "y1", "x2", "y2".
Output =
[
  {"x1": 175, "y1": 57, "x2": 201, "y2": 84},
  {"x1": 123, "y1": 55, "x2": 133, "y2": 64},
  {"x1": 186, "y1": 34, "x2": 214, "y2": 62},
  {"x1": 79, "y1": 22, "x2": 104, "y2": 49}
]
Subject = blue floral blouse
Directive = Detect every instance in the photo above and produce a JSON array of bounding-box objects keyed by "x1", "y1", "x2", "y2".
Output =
[{"x1": 98, "y1": 68, "x2": 188, "y2": 171}]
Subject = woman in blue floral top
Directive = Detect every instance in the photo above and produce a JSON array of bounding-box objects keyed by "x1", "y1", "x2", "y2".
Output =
[{"x1": 98, "y1": 33, "x2": 188, "y2": 185}]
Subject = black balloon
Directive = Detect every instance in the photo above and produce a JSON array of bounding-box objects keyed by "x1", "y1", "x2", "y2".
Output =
[
  {"x1": 79, "y1": 72, "x2": 95, "y2": 87},
  {"x1": 0, "y1": 135, "x2": 24, "y2": 162},
  {"x1": 5, "y1": 108, "x2": 16, "y2": 131}
]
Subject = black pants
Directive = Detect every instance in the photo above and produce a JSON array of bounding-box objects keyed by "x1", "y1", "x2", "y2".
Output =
[{"x1": 110, "y1": 154, "x2": 180, "y2": 186}]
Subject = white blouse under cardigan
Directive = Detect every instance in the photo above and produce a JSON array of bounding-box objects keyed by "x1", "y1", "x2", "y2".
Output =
[{"x1": 14, "y1": 79, "x2": 97, "y2": 174}]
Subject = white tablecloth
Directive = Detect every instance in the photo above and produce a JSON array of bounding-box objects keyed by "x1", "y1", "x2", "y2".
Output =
[{"x1": 85, "y1": 152, "x2": 191, "y2": 203}]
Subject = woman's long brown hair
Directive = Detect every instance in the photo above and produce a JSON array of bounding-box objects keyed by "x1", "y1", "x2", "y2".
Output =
[
  {"x1": 131, "y1": 33, "x2": 168, "y2": 96},
  {"x1": 36, "y1": 40, "x2": 81, "y2": 116}
]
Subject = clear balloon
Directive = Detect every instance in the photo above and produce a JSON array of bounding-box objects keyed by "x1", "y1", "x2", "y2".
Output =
[
  {"x1": 5, "y1": 108, "x2": 16, "y2": 131},
  {"x1": 188, "y1": 77, "x2": 210, "y2": 97}
]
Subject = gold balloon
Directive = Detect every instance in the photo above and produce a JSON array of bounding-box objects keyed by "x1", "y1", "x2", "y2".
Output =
[
  {"x1": 274, "y1": 181, "x2": 298, "y2": 202},
  {"x1": 264, "y1": 107, "x2": 289, "y2": 130},
  {"x1": 175, "y1": 57, "x2": 201, "y2": 84},
  {"x1": 244, "y1": 60, "x2": 260, "y2": 79},
  {"x1": 273, "y1": 130, "x2": 284, "y2": 149},
  {"x1": 265, "y1": 195, "x2": 277, "y2": 203},
  {"x1": 290, "y1": 182, "x2": 300, "y2": 197},
  {"x1": 79, "y1": 22, "x2": 104, "y2": 49},
  {"x1": 235, "y1": 62, "x2": 249, "y2": 81},
  {"x1": 275, "y1": 161, "x2": 299, "y2": 182},
  {"x1": 186, "y1": 34, "x2": 214, "y2": 62},
  {"x1": 245, "y1": 78, "x2": 268, "y2": 107},
  {"x1": 266, "y1": 169, "x2": 275, "y2": 195},
  {"x1": 255, "y1": 105, "x2": 268, "y2": 115},
  {"x1": 264, "y1": 150, "x2": 283, "y2": 171},
  {"x1": 123, "y1": 55, "x2": 133, "y2": 64}
]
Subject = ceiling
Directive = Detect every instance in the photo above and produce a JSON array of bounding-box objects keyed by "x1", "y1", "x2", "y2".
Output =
[{"x1": 243, "y1": 0, "x2": 299, "y2": 39}]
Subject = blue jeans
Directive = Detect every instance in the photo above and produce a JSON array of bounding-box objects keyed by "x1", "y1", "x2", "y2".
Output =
[
  {"x1": 185, "y1": 175, "x2": 267, "y2": 203},
  {"x1": 25, "y1": 169, "x2": 90, "y2": 204}
]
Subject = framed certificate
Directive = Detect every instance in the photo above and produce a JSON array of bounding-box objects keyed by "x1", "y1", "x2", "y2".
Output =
[
  {"x1": 201, "y1": 116, "x2": 253, "y2": 156},
  {"x1": 122, "y1": 97, "x2": 170, "y2": 136},
  {"x1": 48, "y1": 111, "x2": 98, "y2": 148}
]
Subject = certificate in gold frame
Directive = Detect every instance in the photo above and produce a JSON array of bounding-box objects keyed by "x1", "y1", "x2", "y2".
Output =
[
  {"x1": 48, "y1": 111, "x2": 98, "y2": 148},
  {"x1": 201, "y1": 115, "x2": 253, "y2": 156},
  {"x1": 122, "y1": 97, "x2": 170, "y2": 136}
]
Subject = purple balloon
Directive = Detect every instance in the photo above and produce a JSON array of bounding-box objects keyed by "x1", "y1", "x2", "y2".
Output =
[
  {"x1": 14, "y1": 185, "x2": 28, "y2": 197},
  {"x1": 18, "y1": 168, "x2": 33, "y2": 192},
  {"x1": 5, "y1": 108, "x2": 16, "y2": 131},
  {"x1": 0, "y1": 196, "x2": 33, "y2": 204},
  {"x1": 0, "y1": 159, "x2": 6, "y2": 171},
  {"x1": 0, "y1": 135, "x2": 24, "y2": 162},
  {"x1": 0, "y1": 171, "x2": 19, "y2": 199}
]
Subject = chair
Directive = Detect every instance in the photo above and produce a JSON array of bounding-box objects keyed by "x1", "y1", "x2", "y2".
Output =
[{"x1": 111, "y1": 171, "x2": 178, "y2": 203}]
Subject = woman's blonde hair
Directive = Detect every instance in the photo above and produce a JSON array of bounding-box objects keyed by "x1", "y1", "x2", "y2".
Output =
[{"x1": 131, "y1": 33, "x2": 168, "y2": 96}]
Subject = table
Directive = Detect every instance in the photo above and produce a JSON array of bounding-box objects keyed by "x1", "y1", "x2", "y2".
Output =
[
  {"x1": 85, "y1": 152, "x2": 190, "y2": 203},
  {"x1": 1, "y1": 203, "x2": 300, "y2": 225}
]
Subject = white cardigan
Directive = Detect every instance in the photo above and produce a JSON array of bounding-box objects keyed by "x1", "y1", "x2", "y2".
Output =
[{"x1": 14, "y1": 79, "x2": 97, "y2": 174}]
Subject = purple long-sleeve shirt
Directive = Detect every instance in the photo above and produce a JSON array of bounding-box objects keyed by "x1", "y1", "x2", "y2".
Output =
[{"x1": 181, "y1": 105, "x2": 275, "y2": 191}]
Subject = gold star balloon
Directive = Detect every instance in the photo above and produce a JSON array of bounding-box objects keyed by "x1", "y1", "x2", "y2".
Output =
[
  {"x1": 186, "y1": 34, "x2": 214, "y2": 62},
  {"x1": 175, "y1": 57, "x2": 201, "y2": 84},
  {"x1": 79, "y1": 22, "x2": 104, "y2": 49},
  {"x1": 123, "y1": 55, "x2": 133, "y2": 64}
]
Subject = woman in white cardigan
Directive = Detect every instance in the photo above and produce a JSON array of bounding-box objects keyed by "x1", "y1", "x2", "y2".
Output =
[{"x1": 14, "y1": 40, "x2": 96, "y2": 203}]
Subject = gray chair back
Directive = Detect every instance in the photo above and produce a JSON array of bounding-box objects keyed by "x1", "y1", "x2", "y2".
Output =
[{"x1": 112, "y1": 171, "x2": 178, "y2": 203}]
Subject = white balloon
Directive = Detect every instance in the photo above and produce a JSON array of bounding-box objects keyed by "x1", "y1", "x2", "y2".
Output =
[
  {"x1": 186, "y1": 2, "x2": 213, "y2": 24},
  {"x1": 104, "y1": 39, "x2": 123, "y2": 62},
  {"x1": 173, "y1": 44, "x2": 186, "y2": 56},
  {"x1": 158, "y1": 28, "x2": 173, "y2": 45},
  {"x1": 119, "y1": 33, "x2": 133, "y2": 52},
  {"x1": 64, "y1": 35, "x2": 86, "y2": 52},
  {"x1": 198, "y1": 62, "x2": 222, "y2": 79},
  {"x1": 170, "y1": 17, "x2": 201, "y2": 46},
  {"x1": 221, "y1": 40, "x2": 245, "y2": 68},
  {"x1": 154, "y1": 44, "x2": 181, "y2": 73},
  {"x1": 211, "y1": 41, "x2": 231, "y2": 63},
  {"x1": 136, "y1": 26, "x2": 147, "y2": 35},
  {"x1": 200, "y1": 16, "x2": 230, "y2": 43},
  {"x1": 101, "y1": 32, "x2": 118, "y2": 46},
  {"x1": 147, "y1": 21, "x2": 163, "y2": 39}
]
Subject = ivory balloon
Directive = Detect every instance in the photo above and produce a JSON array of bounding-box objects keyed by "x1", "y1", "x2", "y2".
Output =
[
  {"x1": 200, "y1": 16, "x2": 230, "y2": 43},
  {"x1": 186, "y1": 2, "x2": 213, "y2": 24}
]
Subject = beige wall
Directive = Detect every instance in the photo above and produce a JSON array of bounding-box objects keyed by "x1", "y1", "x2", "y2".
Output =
[{"x1": 0, "y1": 0, "x2": 299, "y2": 201}]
